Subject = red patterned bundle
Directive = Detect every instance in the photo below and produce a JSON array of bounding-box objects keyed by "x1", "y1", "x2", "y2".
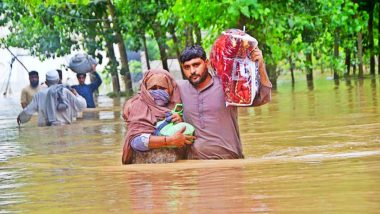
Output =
[{"x1": 210, "y1": 29, "x2": 260, "y2": 106}]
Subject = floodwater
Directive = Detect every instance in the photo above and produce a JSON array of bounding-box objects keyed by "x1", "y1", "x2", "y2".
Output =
[{"x1": 1, "y1": 77, "x2": 379, "y2": 213}]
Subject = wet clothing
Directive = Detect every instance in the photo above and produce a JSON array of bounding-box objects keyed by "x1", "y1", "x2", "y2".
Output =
[
  {"x1": 71, "y1": 72, "x2": 102, "y2": 108},
  {"x1": 20, "y1": 85, "x2": 44, "y2": 108},
  {"x1": 130, "y1": 111, "x2": 176, "y2": 152},
  {"x1": 177, "y1": 76, "x2": 243, "y2": 159},
  {"x1": 131, "y1": 147, "x2": 185, "y2": 164},
  {"x1": 131, "y1": 133, "x2": 151, "y2": 152},
  {"x1": 45, "y1": 85, "x2": 86, "y2": 126},
  {"x1": 122, "y1": 69, "x2": 181, "y2": 164},
  {"x1": 18, "y1": 85, "x2": 87, "y2": 126}
]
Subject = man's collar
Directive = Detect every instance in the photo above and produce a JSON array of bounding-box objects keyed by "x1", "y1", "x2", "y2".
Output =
[{"x1": 196, "y1": 74, "x2": 214, "y2": 92}]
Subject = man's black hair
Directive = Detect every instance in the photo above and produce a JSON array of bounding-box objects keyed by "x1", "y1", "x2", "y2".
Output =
[
  {"x1": 28, "y1": 70, "x2": 39, "y2": 76},
  {"x1": 179, "y1": 45, "x2": 207, "y2": 64},
  {"x1": 76, "y1": 73, "x2": 86, "y2": 78},
  {"x1": 56, "y1": 69, "x2": 62, "y2": 80}
]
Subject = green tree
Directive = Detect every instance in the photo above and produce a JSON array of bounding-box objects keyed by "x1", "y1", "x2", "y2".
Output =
[
  {"x1": 0, "y1": 0, "x2": 135, "y2": 94},
  {"x1": 118, "y1": 0, "x2": 173, "y2": 72}
]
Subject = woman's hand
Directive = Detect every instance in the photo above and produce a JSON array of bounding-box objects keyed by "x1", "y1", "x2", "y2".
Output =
[
  {"x1": 166, "y1": 127, "x2": 195, "y2": 147},
  {"x1": 171, "y1": 113, "x2": 183, "y2": 124}
]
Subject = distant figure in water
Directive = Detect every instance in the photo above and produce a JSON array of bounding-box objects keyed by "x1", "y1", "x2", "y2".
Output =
[
  {"x1": 122, "y1": 69, "x2": 195, "y2": 164},
  {"x1": 71, "y1": 62, "x2": 102, "y2": 108},
  {"x1": 17, "y1": 70, "x2": 87, "y2": 127},
  {"x1": 20, "y1": 70, "x2": 44, "y2": 108}
]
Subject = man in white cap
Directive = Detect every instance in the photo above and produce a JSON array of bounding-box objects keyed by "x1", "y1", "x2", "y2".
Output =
[{"x1": 17, "y1": 70, "x2": 87, "y2": 127}]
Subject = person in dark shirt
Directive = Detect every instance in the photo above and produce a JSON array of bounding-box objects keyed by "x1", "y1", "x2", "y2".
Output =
[{"x1": 71, "y1": 66, "x2": 102, "y2": 108}]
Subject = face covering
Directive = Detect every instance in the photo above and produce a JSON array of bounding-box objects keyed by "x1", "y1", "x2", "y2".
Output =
[
  {"x1": 149, "y1": 89, "x2": 169, "y2": 106},
  {"x1": 30, "y1": 80, "x2": 39, "y2": 88}
]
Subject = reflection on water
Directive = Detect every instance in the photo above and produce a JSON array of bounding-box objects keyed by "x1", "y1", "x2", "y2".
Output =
[{"x1": 1, "y1": 77, "x2": 379, "y2": 213}]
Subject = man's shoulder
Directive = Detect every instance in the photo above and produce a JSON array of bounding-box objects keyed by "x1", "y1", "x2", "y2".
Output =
[
  {"x1": 22, "y1": 85, "x2": 35, "y2": 92},
  {"x1": 40, "y1": 87, "x2": 50, "y2": 93},
  {"x1": 211, "y1": 74, "x2": 222, "y2": 84},
  {"x1": 71, "y1": 84, "x2": 90, "y2": 90},
  {"x1": 34, "y1": 87, "x2": 49, "y2": 97},
  {"x1": 62, "y1": 86, "x2": 71, "y2": 92},
  {"x1": 62, "y1": 87, "x2": 77, "y2": 98},
  {"x1": 37, "y1": 85, "x2": 46, "y2": 90},
  {"x1": 21, "y1": 86, "x2": 29, "y2": 93}
]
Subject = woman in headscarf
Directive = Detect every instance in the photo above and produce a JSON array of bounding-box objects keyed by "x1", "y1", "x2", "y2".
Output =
[{"x1": 122, "y1": 69, "x2": 195, "y2": 164}]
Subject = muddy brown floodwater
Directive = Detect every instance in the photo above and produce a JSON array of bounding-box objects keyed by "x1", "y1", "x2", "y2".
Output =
[{"x1": 1, "y1": 77, "x2": 379, "y2": 213}]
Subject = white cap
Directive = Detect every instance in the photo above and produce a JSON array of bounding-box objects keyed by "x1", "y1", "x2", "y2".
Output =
[{"x1": 46, "y1": 70, "x2": 59, "y2": 81}]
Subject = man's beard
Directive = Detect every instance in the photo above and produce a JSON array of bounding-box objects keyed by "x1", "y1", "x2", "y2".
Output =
[
  {"x1": 188, "y1": 70, "x2": 208, "y2": 86},
  {"x1": 30, "y1": 81, "x2": 39, "y2": 88}
]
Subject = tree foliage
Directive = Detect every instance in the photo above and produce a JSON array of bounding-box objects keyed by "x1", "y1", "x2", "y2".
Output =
[{"x1": 0, "y1": 0, "x2": 378, "y2": 92}]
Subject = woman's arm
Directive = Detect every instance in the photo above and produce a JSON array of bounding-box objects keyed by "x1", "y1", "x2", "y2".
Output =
[
  {"x1": 131, "y1": 128, "x2": 195, "y2": 151},
  {"x1": 149, "y1": 128, "x2": 194, "y2": 148}
]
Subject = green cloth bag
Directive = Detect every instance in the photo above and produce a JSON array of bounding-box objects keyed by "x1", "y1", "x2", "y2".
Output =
[
  {"x1": 155, "y1": 120, "x2": 195, "y2": 136},
  {"x1": 155, "y1": 104, "x2": 195, "y2": 136}
]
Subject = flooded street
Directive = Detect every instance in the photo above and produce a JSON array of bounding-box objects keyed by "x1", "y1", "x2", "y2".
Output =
[{"x1": 1, "y1": 77, "x2": 379, "y2": 213}]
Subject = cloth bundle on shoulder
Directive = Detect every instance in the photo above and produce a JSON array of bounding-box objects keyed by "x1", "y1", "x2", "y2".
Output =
[
  {"x1": 68, "y1": 53, "x2": 97, "y2": 74},
  {"x1": 46, "y1": 85, "x2": 68, "y2": 126},
  {"x1": 210, "y1": 29, "x2": 270, "y2": 107}
]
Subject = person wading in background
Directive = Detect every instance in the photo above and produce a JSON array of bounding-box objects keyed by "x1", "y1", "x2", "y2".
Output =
[
  {"x1": 20, "y1": 70, "x2": 44, "y2": 108},
  {"x1": 17, "y1": 70, "x2": 87, "y2": 126},
  {"x1": 71, "y1": 63, "x2": 102, "y2": 108}
]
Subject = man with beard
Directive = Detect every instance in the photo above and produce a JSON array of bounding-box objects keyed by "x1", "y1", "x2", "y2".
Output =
[
  {"x1": 20, "y1": 71, "x2": 44, "y2": 108},
  {"x1": 178, "y1": 45, "x2": 270, "y2": 159}
]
